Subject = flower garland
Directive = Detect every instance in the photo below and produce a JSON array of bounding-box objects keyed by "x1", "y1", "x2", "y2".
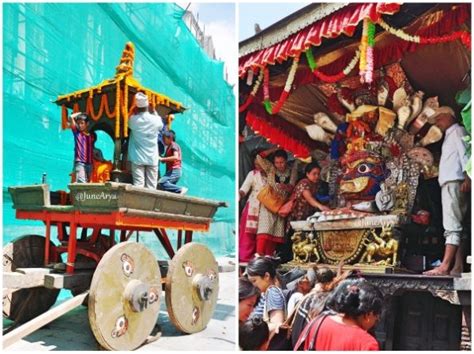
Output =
[
  {"x1": 359, "y1": 18, "x2": 375, "y2": 84},
  {"x1": 262, "y1": 67, "x2": 273, "y2": 114},
  {"x1": 262, "y1": 55, "x2": 300, "y2": 115},
  {"x1": 306, "y1": 48, "x2": 360, "y2": 83},
  {"x1": 378, "y1": 19, "x2": 471, "y2": 50},
  {"x1": 122, "y1": 82, "x2": 129, "y2": 137},
  {"x1": 239, "y1": 69, "x2": 263, "y2": 113},
  {"x1": 115, "y1": 78, "x2": 121, "y2": 138}
]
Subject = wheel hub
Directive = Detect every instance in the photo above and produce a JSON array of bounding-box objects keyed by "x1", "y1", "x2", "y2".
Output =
[{"x1": 124, "y1": 279, "x2": 151, "y2": 312}]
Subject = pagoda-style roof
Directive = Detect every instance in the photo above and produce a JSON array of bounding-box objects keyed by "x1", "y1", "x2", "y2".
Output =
[{"x1": 55, "y1": 42, "x2": 185, "y2": 139}]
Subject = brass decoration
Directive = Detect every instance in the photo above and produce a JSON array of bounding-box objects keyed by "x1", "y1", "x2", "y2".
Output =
[
  {"x1": 360, "y1": 223, "x2": 399, "y2": 266},
  {"x1": 393, "y1": 183, "x2": 409, "y2": 213},
  {"x1": 291, "y1": 232, "x2": 320, "y2": 263},
  {"x1": 316, "y1": 229, "x2": 370, "y2": 265}
]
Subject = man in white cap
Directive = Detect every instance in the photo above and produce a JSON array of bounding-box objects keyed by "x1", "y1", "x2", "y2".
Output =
[
  {"x1": 424, "y1": 107, "x2": 470, "y2": 276},
  {"x1": 128, "y1": 92, "x2": 163, "y2": 189}
]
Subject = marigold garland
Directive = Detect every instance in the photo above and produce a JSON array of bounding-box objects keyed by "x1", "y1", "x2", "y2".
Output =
[
  {"x1": 122, "y1": 82, "x2": 129, "y2": 137},
  {"x1": 115, "y1": 78, "x2": 121, "y2": 138},
  {"x1": 103, "y1": 93, "x2": 116, "y2": 118},
  {"x1": 239, "y1": 69, "x2": 263, "y2": 113}
]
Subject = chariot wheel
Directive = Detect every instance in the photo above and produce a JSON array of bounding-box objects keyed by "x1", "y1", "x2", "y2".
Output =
[
  {"x1": 3, "y1": 235, "x2": 60, "y2": 323},
  {"x1": 88, "y1": 242, "x2": 161, "y2": 351},
  {"x1": 165, "y1": 243, "x2": 219, "y2": 333}
]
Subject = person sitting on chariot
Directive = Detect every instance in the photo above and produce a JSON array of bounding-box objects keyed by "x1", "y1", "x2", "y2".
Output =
[
  {"x1": 158, "y1": 130, "x2": 188, "y2": 194},
  {"x1": 89, "y1": 131, "x2": 113, "y2": 183},
  {"x1": 90, "y1": 131, "x2": 105, "y2": 163},
  {"x1": 69, "y1": 112, "x2": 93, "y2": 183},
  {"x1": 128, "y1": 92, "x2": 163, "y2": 189}
]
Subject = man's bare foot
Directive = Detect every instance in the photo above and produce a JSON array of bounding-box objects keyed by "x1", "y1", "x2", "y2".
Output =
[
  {"x1": 423, "y1": 266, "x2": 451, "y2": 276},
  {"x1": 449, "y1": 267, "x2": 463, "y2": 277}
]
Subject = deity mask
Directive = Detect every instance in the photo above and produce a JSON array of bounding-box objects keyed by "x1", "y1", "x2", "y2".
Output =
[{"x1": 339, "y1": 151, "x2": 387, "y2": 200}]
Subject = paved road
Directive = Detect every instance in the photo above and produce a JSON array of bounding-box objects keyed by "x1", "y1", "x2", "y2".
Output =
[{"x1": 4, "y1": 268, "x2": 236, "y2": 351}]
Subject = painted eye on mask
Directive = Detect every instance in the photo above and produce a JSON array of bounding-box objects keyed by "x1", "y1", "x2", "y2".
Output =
[{"x1": 357, "y1": 163, "x2": 374, "y2": 174}]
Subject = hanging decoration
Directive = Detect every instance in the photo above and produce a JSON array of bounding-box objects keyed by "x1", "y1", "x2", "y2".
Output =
[
  {"x1": 359, "y1": 18, "x2": 375, "y2": 84},
  {"x1": 378, "y1": 19, "x2": 471, "y2": 50},
  {"x1": 239, "y1": 69, "x2": 263, "y2": 113},
  {"x1": 311, "y1": 50, "x2": 361, "y2": 83},
  {"x1": 263, "y1": 67, "x2": 272, "y2": 114},
  {"x1": 246, "y1": 107, "x2": 323, "y2": 158},
  {"x1": 262, "y1": 55, "x2": 300, "y2": 115}
]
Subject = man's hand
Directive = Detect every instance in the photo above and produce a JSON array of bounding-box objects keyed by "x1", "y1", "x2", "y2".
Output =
[{"x1": 461, "y1": 175, "x2": 471, "y2": 193}]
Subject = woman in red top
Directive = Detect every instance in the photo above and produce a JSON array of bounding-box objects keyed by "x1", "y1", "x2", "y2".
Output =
[{"x1": 295, "y1": 278, "x2": 383, "y2": 351}]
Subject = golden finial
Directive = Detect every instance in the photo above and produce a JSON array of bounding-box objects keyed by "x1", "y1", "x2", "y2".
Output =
[{"x1": 115, "y1": 42, "x2": 135, "y2": 77}]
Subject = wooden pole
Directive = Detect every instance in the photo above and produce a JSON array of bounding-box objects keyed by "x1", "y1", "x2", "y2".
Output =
[{"x1": 3, "y1": 292, "x2": 88, "y2": 349}]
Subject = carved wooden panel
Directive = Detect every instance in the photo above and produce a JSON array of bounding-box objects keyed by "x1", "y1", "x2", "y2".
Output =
[{"x1": 394, "y1": 292, "x2": 462, "y2": 350}]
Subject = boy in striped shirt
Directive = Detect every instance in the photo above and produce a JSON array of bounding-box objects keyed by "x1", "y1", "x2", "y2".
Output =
[{"x1": 69, "y1": 112, "x2": 93, "y2": 183}]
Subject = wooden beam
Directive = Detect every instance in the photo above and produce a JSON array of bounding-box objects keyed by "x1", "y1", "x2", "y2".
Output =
[
  {"x1": 3, "y1": 292, "x2": 88, "y2": 349},
  {"x1": 44, "y1": 272, "x2": 93, "y2": 290},
  {"x1": 3, "y1": 268, "x2": 51, "y2": 289}
]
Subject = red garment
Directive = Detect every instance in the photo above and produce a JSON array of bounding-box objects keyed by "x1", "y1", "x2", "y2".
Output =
[
  {"x1": 256, "y1": 235, "x2": 279, "y2": 256},
  {"x1": 164, "y1": 141, "x2": 182, "y2": 172},
  {"x1": 239, "y1": 203, "x2": 257, "y2": 262},
  {"x1": 314, "y1": 316, "x2": 379, "y2": 351}
]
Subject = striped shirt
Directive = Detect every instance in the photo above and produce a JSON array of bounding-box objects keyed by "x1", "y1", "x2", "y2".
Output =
[
  {"x1": 250, "y1": 286, "x2": 285, "y2": 319},
  {"x1": 72, "y1": 127, "x2": 93, "y2": 164}
]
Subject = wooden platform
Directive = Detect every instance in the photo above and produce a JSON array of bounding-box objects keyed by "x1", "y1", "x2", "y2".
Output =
[{"x1": 290, "y1": 213, "x2": 408, "y2": 231}]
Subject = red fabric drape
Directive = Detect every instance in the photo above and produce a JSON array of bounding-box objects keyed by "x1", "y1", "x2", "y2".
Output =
[
  {"x1": 239, "y1": 3, "x2": 400, "y2": 77},
  {"x1": 261, "y1": 4, "x2": 470, "y2": 99},
  {"x1": 246, "y1": 105, "x2": 327, "y2": 158}
]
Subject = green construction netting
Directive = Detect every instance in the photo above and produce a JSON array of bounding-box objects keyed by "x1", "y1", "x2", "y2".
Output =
[{"x1": 3, "y1": 3, "x2": 235, "y2": 257}]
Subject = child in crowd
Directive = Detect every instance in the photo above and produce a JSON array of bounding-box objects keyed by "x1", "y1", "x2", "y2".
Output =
[
  {"x1": 158, "y1": 130, "x2": 188, "y2": 194},
  {"x1": 239, "y1": 317, "x2": 269, "y2": 351},
  {"x1": 69, "y1": 112, "x2": 93, "y2": 183}
]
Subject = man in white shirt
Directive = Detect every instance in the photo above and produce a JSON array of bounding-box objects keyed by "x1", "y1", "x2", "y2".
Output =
[
  {"x1": 424, "y1": 107, "x2": 470, "y2": 276},
  {"x1": 128, "y1": 92, "x2": 163, "y2": 188}
]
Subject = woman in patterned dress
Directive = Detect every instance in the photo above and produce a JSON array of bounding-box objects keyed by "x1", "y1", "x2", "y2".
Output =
[
  {"x1": 255, "y1": 149, "x2": 298, "y2": 256},
  {"x1": 287, "y1": 162, "x2": 331, "y2": 228},
  {"x1": 239, "y1": 153, "x2": 267, "y2": 262}
]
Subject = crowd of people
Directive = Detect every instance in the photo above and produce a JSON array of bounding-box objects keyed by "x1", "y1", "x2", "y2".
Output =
[
  {"x1": 239, "y1": 147, "x2": 330, "y2": 263},
  {"x1": 239, "y1": 257, "x2": 384, "y2": 351},
  {"x1": 68, "y1": 92, "x2": 187, "y2": 194}
]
